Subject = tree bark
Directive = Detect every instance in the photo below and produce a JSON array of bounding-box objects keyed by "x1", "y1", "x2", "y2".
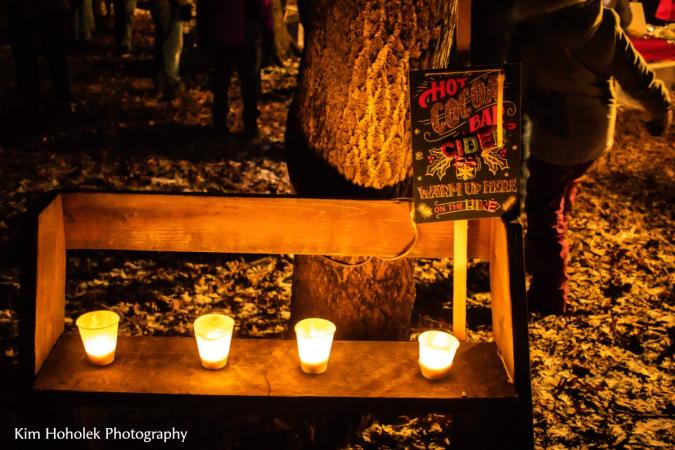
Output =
[{"x1": 287, "y1": 0, "x2": 456, "y2": 340}]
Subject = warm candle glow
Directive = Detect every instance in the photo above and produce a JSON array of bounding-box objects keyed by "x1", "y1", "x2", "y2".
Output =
[
  {"x1": 194, "y1": 313, "x2": 235, "y2": 370},
  {"x1": 418, "y1": 330, "x2": 459, "y2": 380},
  {"x1": 76, "y1": 311, "x2": 120, "y2": 366},
  {"x1": 294, "y1": 318, "x2": 336, "y2": 374}
]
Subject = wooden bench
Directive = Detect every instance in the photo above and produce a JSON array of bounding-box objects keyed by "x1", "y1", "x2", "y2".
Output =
[{"x1": 21, "y1": 191, "x2": 533, "y2": 449}]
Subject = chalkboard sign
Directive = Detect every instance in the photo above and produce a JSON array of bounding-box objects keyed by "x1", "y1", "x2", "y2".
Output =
[{"x1": 409, "y1": 65, "x2": 521, "y2": 223}]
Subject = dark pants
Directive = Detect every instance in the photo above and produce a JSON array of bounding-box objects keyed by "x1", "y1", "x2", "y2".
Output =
[
  {"x1": 525, "y1": 156, "x2": 594, "y2": 314},
  {"x1": 8, "y1": 8, "x2": 71, "y2": 107},
  {"x1": 211, "y1": 42, "x2": 260, "y2": 132},
  {"x1": 113, "y1": 0, "x2": 136, "y2": 50}
]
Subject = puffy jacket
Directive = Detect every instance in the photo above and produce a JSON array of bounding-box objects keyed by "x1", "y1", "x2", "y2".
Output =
[{"x1": 520, "y1": 0, "x2": 671, "y2": 165}]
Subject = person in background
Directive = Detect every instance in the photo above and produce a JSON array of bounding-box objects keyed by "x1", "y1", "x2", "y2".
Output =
[
  {"x1": 642, "y1": 0, "x2": 669, "y2": 24},
  {"x1": 151, "y1": 0, "x2": 191, "y2": 101},
  {"x1": 654, "y1": 0, "x2": 675, "y2": 22},
  {"x1": 197, "y1": 0, "x2": 276, "y2": 140},
  {"x1": 113, "y1": 0, "x2": 136, "y2": 54},
  {"x1": 516, "y1": 0, "x2": 671, "y2": 315},
  {"x1": 7, "y1": 0, "x2": 73, "y2": 114},
  {"x1": 92, "y1": 0, "x2": 114, "y2": 31}
]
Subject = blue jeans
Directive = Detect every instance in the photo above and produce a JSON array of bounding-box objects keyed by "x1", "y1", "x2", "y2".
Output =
[{"x1": 152, "y1": 0, "x2": 183, "y2": 88}]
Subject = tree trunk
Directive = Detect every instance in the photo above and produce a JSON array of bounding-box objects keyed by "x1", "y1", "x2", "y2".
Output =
[{"x1": 286, "y1": 0, "x2": 456, "y2": 340}]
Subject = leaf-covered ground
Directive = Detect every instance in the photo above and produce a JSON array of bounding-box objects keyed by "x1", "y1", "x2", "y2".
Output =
[{"x1": 0, "y1": 12, "x2": 673, "y2": 449}]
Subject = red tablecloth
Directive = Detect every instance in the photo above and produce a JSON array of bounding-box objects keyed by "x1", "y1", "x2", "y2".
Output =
[{"x1": 631, "y1": 38, "x2": 675, "y2": 62}]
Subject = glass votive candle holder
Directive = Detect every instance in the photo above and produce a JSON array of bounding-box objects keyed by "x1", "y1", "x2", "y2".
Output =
[
  {"x1": 194, "y1": 313, "x2": 235, "y2": 370},
  {"x1": 294, "y1": 318, "x2": 336, "y2": 374},
  {"x1": 418, "y1": 330, "x2": 460, "y2": 380},
  {"x1": 76, "y1": 310, "x2": 120, "y2": 366}
]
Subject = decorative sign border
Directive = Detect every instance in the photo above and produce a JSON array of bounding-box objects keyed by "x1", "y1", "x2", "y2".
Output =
[{"x1": 409, "y1": 65, "x2": 521, "y2": 223}]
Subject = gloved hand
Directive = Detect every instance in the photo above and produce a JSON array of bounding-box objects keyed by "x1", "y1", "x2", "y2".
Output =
[{"x1": 645, "y1": 109, "x2": 672, "y2": 137}]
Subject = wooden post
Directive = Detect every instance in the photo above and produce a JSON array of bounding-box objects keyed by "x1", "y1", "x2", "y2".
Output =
[
  {"x1": 453, "y1": 220, "x2": 468, "y2": 340},
  {"x1": 506, "y1": 220, "x2": 535, "y2": 449},
  {"x1": 34, "y1": 195, "x2": 66, "y2": 375},
  {"x1": 19, "y1": 192, "x2": 66, "y2": 383},
  {"x1": 451, "y1": 0, "x2": 472, "y2": 340}
]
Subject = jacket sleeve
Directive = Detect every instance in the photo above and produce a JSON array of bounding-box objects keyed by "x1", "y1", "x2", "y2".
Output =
[
  {"x1": 609, "y1": 15, "x2": 671, "y2": 118},
  {"x1": 576, "y1": 9, "x2": 671, "y2": 119},
  {"x1": 613, "y1": 0, "x2": 632, "y2": 30}
]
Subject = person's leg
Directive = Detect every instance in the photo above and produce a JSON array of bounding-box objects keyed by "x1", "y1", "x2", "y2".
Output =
[
  {"x1": 92, "y1": 0, "x2": 104, "y2": 19},
  {"x1": 235, "y1": 41, "x2": 260, "y2": 137},
  {"x1": 165, "y1": 18, "x2": 184, "y2": 92},
  {"x1": 151, "y1": 1, "x2": 165, "y2": 89},
  {"x1": 112, "y1": 0, "x2": 124, "y2": 48},
  {"x1": 8, "y1": 8, "x2": 40, "y2": 108},
  {"x1": 73, "y1": 6, "x2": 81, "y2": 42},
  {"x1": 563, "y1": 176, "x2": 584, "y2": 215},
  {"x1": 41, "y1": 13, "x2": 72, "y2": 108},
  {"x1": 152, "y1": 0, "x2": 183, "y2": 97},
  {"x1": 81, "y1": 0, "x2": 96, "y2": 41},
  {"x1": 113, "y1": 0, "x2": 136, "y2": 51},
  {"x1": 94, "y1": 0, "x2": 112, "y2": 30},
  {"x1": 73, "y1": 0, "x2": 96, "y2": 43},
  {"x1": 211, "y1": 48, "x2": 235, "y2": 131},
  {"x1": 525, "y1": 156, "x2": 593, "y2": 314}
]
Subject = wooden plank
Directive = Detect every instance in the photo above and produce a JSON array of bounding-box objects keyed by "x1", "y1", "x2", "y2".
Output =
[
  {"x1": 489, "y1": 219, "x2": 515, "y2": 382},
  {"x1": 453, "y1": 220, "x2": 468, "y2": 340},
  {"x1": 62, "y1": 193, "x2": 492, "y2": 260},
  {"x1": 505, "y1": 220, "x2": 535, "y2": 449},
  {"x1": 35, "y1": 335, "x2": 516, "y2": 401},
  {"x1": 35, "y1": 195, "x2": 66, "y2": 375}
]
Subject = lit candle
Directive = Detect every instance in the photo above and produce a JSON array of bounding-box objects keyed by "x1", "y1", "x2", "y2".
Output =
[
  {"x1": 194, "y1": 313, "x2": 235, "y2": 370},
  {"x1": 76, "y1": 310, "x2": 120, "y2": 366},
  {"x1": 418, "y1": 330, "x2": 459, "y2": 380},
  {"x1": 294, "y1": 318, "x2": 336, "y2": 374}
]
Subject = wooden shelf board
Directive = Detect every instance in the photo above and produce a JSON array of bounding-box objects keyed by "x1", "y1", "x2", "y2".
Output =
[
  {"x1": 34, "y1": 335, "x2": 515, "y2": 402},
  {"x1": 61, "y1": 193, "x2": 493, "y2": 260}
]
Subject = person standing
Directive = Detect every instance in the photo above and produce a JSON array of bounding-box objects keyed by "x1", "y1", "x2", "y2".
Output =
[
  {"x1": 92, "y1": 0, "x2": 114, "y2": 31},
  {"x1": 113, "y1": 0, "x2": 136, "y2": 54},
  {"x1": 517, "y1": 0, "x2": 671, "y2": 315},
  {"x1": 151, "y1": 0, "x2": 190, "y2": 100},
  {"x1": 73, "y1": 0, "x2": 96, "y2": 43},
  {"x1": 197, "y1": 0, "x2": 276, "y2": 139}
]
